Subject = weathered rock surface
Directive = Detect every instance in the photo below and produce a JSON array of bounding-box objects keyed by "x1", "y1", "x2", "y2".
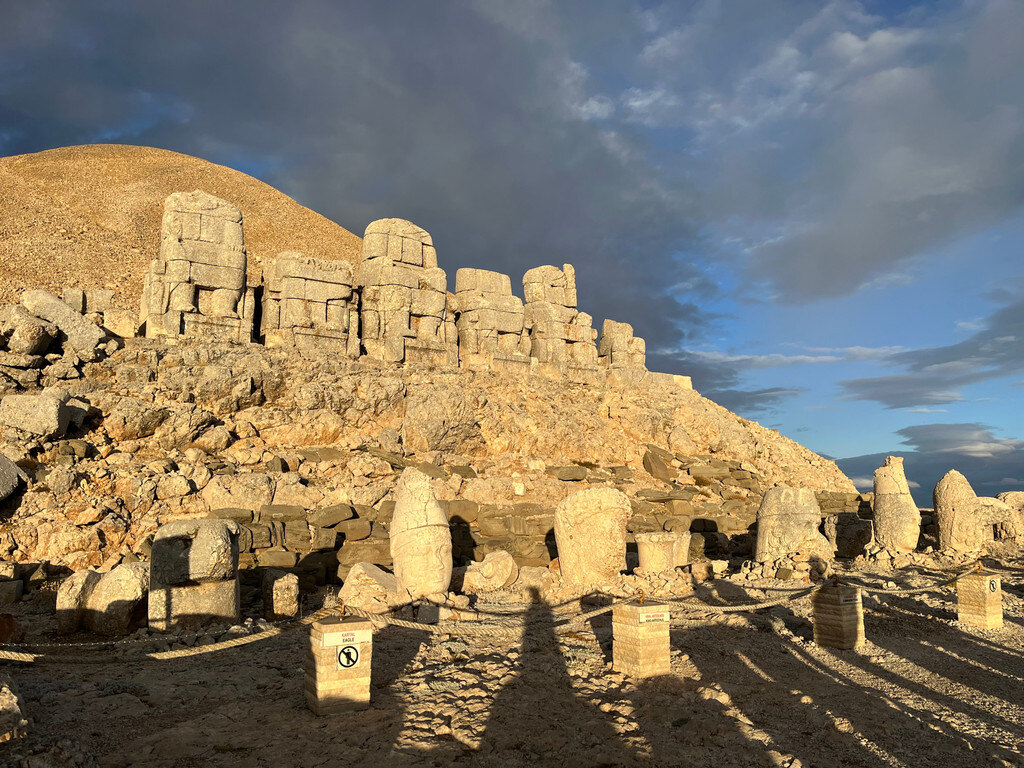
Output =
[
  {"x1": 463, "y1": 550, "x2": 519, "y2": 593},
  {"x1": 872, "y1": 456, "x2": 920, "y2": 552},
  {"x1": 0, "y1": 455, "x2": 26, "y2": 503},
  {"x1": 56, "y1": 563, "x2": 149, "y2": 636},
  {"x1": 150, "y1": 519, "x2": 240, "y2": 585},
  {"x1": 554, "y1": 487, "x2": 630, "y2": 587},
  {"x1": 0, "y1": 391, "x2": 71, "y2": 438},
  {"x1": 0, "y1": 672, "x2": 28, "y2": 742},
  {"x1": 21, "y1": 289, "x2": 105, "y2": 361},
  {"x1": 337, "y1": 562, "x2": 399, "y2": 614},
  {"x1": 754, "y1": 485, "x2": 831, "y2": 563},
  {"x1": 931, "y1": 470, "x2": 1021, "y2": 552},
  {"x1": 390, "y1": 468, "x2": 452, "y2": 599}
]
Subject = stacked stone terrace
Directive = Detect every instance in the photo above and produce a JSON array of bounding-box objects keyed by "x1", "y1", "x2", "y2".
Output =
[{"x1": 139, "y1": 190, "x2": 692, "y2": 388}]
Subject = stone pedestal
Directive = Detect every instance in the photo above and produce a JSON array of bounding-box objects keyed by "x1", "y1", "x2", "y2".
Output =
[
  {"x1": 635, "y1": 532, "x2": 686, "y2": 573},
  {"x1": 612, "y1": 601, "x2": 671, "y2": 678},
  {"x1": 148, "y1": 579, "x2": 240, "y2": 632},
  {"x1": 305, "y1": 616, "x2": 373, "y2": 715},
  {"x1": 957, "y1": 572, "x2": 1002, "y2": 629},
  {"x1": 811, "y1": 585, "x2": 864, "y2": 649}
]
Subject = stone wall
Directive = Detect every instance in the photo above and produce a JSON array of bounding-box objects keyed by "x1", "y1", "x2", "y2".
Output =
[
  {"x1": 522, "y1": 264, "x2": 599, "y2": 371},
  {"x1": 454, "y1": 268, "x2": 531, "y2": 372}
]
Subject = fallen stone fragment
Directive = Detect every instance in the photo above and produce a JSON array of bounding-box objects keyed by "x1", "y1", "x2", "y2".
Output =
[
  {"x1": 21, "y1": 289, "x2": 105, "y2": 361},
  {"x1": 0, "y1": 455, "x2": 27, "y2": 503},
  {"x1": 0, "y1": 391, "x2": 71, "y2": 438},
  {"x1": 56, "y1": 563, "x2": 149, "y2": 636},
  {"x1": 554, "y1": 487, "x2": 630, "y2": 587},
  {"x1": 0, "y1": 672, "x2": 28, "y2": 743},
  {"x1": 463, "y1": 551, "x2": 519, "y2": 592}
]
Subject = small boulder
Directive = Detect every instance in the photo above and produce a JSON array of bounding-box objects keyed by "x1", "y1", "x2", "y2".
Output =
[
  {"x1": 21, "y1": 289, "x2": 105, "y2": 361},
  {"x1": 0, "y1": 391, "x2": 71, "y2": 438}
]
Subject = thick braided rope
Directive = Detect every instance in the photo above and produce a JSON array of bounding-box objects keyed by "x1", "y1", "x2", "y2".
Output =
[
  {"x1": 0, "y1": 606, "x2": 338, "y2": 664},
  {"x1": 837, "y1": 563, "x2": 979, "y2": 595}
]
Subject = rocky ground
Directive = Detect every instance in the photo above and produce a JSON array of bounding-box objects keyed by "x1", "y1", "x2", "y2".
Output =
[{"x1": 3, "y1": 552, "x2": 1022, "y2": 768}]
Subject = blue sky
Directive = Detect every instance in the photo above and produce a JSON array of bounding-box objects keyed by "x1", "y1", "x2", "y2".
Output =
[{"x1": 1, "y1": 0, "x2": 1022, "y2": 502}]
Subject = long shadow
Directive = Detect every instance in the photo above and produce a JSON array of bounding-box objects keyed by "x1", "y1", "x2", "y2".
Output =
[{"x1": 474, "y1": 587, "x2": 639, "y2": 766}]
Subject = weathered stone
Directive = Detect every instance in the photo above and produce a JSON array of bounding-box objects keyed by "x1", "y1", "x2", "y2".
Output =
[
  {"x1": 824, "y1": 513, "x2": 873, "y2": 558},
  {"x1": 202, "y1": 473, "x2": 275, "y2": 512},
  {"x1": 56, "y1": 563, "x2": 149, "y2": 636},
  {"x1": 0, "y1": 672, "x2": 28, "y2": 743},
  {"x1": 307, "y1": 503, "x2": 355, "y2": 528},
  {"x1": 0, "y1": 455, "x2": 26, "y2": 503},
  {"x1": 642, "y1": 450, "x2": 675, "y2": 482},
  {"x1": 1, "y1": 304, "x2": 56, "y2": 354},
  {"x1": 149, "y1": 579, "x2": 240, "y2": 632},
  {"x1": 635, "y1": 531, "x2": 689, "y2": 572},
  {"x1": 402, "y1": 384, "x2": 478, "y2": 453},
  {"x1": 21, "y1": 289, "x2": 105, "y2": 361},
  {"x1": 338, "y1": 562, "x2": 398, "y2": 614},
  {"x1": 263, "y1": 569, "x2": 299, "y2": 621},
  {"x1": 389, "y1": 468, "x2": 452, "y2": 599},
  {"x1": 754, "y1": 485, "x2": 831, "y2": 564},
  {"x1": 872, "y1": 456, "x2": 920, "y2": 552},
  {"x1": 150, "y1": 519, "x2": 240, "y2": 586},
  {"x1": 0, "y1": 391, "x2": 71, "y2": 438},
  {"x1": 554, "y1": 487, "x2": 630, "y2": 587},
  {"x1": 463, "y1": 551, "x2": 519, "y2": 593},
  {"x1": 934, "y1": 471, "x2": 1023, "y2": 552}
]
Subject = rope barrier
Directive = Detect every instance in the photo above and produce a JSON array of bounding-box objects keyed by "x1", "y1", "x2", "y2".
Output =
[{"x1": 835, "y1": 562, "x2": 980, "y2": 595}]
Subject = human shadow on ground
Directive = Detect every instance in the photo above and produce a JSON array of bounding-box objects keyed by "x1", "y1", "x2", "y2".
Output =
[{"x1": 474, "y1": 588, "x2": 639, "y2": 767}]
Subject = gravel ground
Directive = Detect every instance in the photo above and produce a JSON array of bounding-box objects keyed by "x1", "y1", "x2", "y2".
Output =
[{"x1": 3, "y1": 555, "x2": 1023, "y2": 768}]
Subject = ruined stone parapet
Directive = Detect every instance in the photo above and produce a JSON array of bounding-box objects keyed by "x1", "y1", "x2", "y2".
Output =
[
  {"x1": 598, "y1": 319, "x2": 646, "y2": 371},
  {"x1": 454, "y1": 268, "x2": 531, "y2": 372},
  {"x1": 357, "y1": 219, "x2": 456, "y2": 366},
  {"x1": 522, "y1": 264, "x2": 598, "y2": 370},
  {"x1": 141, "y1": 191, "x2": 255, "y2": 343},
  {"x1": 262, "y1": 252, "x2": 359, "y2": 357}
]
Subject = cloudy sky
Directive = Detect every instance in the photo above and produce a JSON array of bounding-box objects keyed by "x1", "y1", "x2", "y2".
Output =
[{"x1": 2, "y1": 0, "x2": 1022, "y2": 502}]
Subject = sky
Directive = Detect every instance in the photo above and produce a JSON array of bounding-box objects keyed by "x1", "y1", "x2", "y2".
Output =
[{"x1": 1, "y1": 0, "x2": 1022, "y2": 503}]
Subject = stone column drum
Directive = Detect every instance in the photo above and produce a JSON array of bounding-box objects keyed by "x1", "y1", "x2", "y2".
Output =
[
  {"x1": 389, "y1": 468, "x2": 453, "y2": 600},
  {"x1": 872, "y1": 456, "x2": 920, "y2": 552},
  {"x1": 553, "y1": 487, "x2": 630, "y2": 587},
  {"x1": 635, "y1": 532, "x2": 687, "y2": 573}
]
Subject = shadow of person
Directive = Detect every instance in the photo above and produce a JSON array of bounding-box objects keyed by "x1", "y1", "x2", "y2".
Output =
[{"x1": 475, "y1": 587, "x2": 639, "y2": 767}]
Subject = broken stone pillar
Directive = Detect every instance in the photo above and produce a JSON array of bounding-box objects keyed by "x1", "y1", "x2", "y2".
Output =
[
  {"x1": 522, "y1": 264, "x2": 598, "y2": 371},
  {"x1": 812, "y1": 585, "x2": 864, "y2": 649},
  {"x1": 389, "y1": 468, "x2": 453, "y2": 599},
  {"x1": 357, "y1": 219, "x2": 457, "y2": 366},
  {"x1": 262, "y1": 253, "x2": 359, "y2": 357},
  {"x1": 262, "y1": 568, "x2": 299, "y2": 621},
  {"x1": 141, "y1": 190, "x2": 255, "y2": 343},
  {"x1": 454, "y1": 268, "x2": 531, "y2": 372},
  {"x1": 306, "y1": 615, "x2": 373, "y2": 715},
  {"x1": 463, "y1": 550, "x2": 519, "y2": 593},
  {"x1": 754, "y1": 485, "x2": 832, "y2": 564},
  {"x1": 934, "y1": 470, "x2": 1023, "y2": 552},
  {"x1": 56, "y1": 563, "x2": 150, "y2": 636},
  {"x1": 634, "y1": 532, "x2": 685, "y2": 573},
  {"x1": 554, "y1": 487, "x2": 630, "y2": 587},
  {"x1": 872, "y1": 456, "x2": 920, "y2": 552},
  {"x1": 598, "y1": 319, "x2": 646, "y2": 370},
  {"x1": 612, "y1": 601, "x2": 671, "y2": 678},
  {"x1": 956, "y1": 572, "x2": 1002, "y2": 629},
  {"x1": 148, "y1": 519, "x2": 241, "y2": 631}
]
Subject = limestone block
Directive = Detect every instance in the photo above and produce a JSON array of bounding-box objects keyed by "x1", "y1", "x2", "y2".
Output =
[
  {"x1": 411, "y1": 289, "x2": 446, "y2": 318},
  {"x1": 463, "y1": 551, "x2": 519, "y2": 593},
  {"x1": 0, "y1": 391, "x2": 71, "y2": 438},
  {"x1": 202, "y1": 473, "x2": 276, "y2": 512},
  {"x1": 957, "y1": 572, "x2": 1002, "y2": 629},
  {"x1": 263, "y1": 568, "x2": 299, "y2": 621},
  {"x1": 872, "y1": 456, "x2": 920, "y2": 552},
  {"x1": 338, "y1": 562, "x2": 398, "y2": 614},
  {"x1": 1, "y1": 305, "x2": 56, "y2": 354},
  {"x1": 149, "y1": 578, "x2": 240, "y2": 632},
  {"x1": 455, "y1": 268, "x2": 512, "y2": 295},
  {"x1": 150, "y1": 519, "x2": 240, "y2": 586},
  {"x1": 612, "y1": 601, "x2": 671, "y2": 677},
  {"x1": 57, "y1": 563, "x2": 150, "y2": 636},
  {"x1": 356, "y1": 259, "x2": 420, "y2": 289},
  {"x1": 0, "y1": 454, "x2": 26, "y2": 503},
  {"x1": 102, "y1": 309, "x2": 140, "y2": 339},
  {"x1": 812, "y1": 586, "x2": 864, "y2": 649},
  {"x1": 554, "y1": 487, "x2": 630, "y2": 587},
  {"x1": 21, "y1": 289, "x2": 105, "y2": 361},
  {"x1": 754, "y1": 485, "x2": 832, "y2": 563},
  {"x1": 389, "y1": 468, "x2": 452, "y2": 599}
]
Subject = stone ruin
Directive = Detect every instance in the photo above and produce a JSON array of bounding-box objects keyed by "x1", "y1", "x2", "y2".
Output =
[
  {"x1": 262, "y1": 253, "x2": 359, "y2": 357},
  {"x1": 356, "y1": 218, "x2": 457, "y2": 367},
  {"x1": 872, "y1": 456, "x2": 920, "y2": 552},
  {"x1": 933, "y1": 470, "x2": 1023, "y2": 553},
  {"x1": 753, "y1": 485, "x2": 832, "y2": 575},
  {"x1": 523, "y1": 264, "x2": 599, "y2": 372},
  {"x1": 141, "y1": 191, "x2": 257, "y2": 344},
  {"x1": 134, "y1": 189, "x2": 676, "y2": 389},
  {"x1": 454, "y1": 268, "x2": 531, "y2": 372}
]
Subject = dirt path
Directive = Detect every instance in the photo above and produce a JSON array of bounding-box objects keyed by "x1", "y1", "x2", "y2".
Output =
[{"x1": 4, "y1": 559, "x2": 1023, "y2": 767}]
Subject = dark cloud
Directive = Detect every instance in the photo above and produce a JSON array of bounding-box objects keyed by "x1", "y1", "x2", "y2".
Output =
[
  {"x1": 0, "y1": 1, "x2": 710, "y2": 355},
  {"x1": 840, "y1": 296, "x2": 1024, "y2": 407},
  {"x1": 839, "y1": 422, "x2": 1024, "y2": 505}
]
